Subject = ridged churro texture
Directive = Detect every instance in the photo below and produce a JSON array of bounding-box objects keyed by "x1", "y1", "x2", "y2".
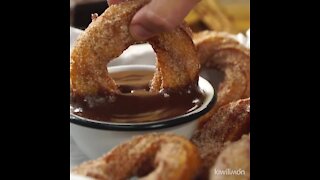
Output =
[
  {"x1": 72, "y1": 133, "x2": 201, "y2": 180},
  {"x1": 210, "y1": 134, "x2": 250, "y2": 180},
  {"x1": 191, "y1": 98, "x2": 250, "y2": 179},
  {"x1": 193, "y1": 31, "x2": 250, "y2": 127}
]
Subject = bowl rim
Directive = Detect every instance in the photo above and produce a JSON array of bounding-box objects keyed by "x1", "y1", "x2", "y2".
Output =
[{"x1": 70, "y1": 65, "x2": 216, "y2": 131}]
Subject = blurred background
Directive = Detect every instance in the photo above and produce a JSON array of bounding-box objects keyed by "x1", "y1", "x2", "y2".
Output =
[{"x1": 70, "y1": 0, "x2": 249, "y2": 34}]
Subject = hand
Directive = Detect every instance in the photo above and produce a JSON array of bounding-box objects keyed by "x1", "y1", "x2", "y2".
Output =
[{"x1": 108, "y1": 0, "x2": 200, "y2": 40}]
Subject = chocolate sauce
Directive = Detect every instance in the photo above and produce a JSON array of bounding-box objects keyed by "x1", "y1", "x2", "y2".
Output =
[{"x1": 70, "y1": 70, "x2": 205, "y2": 123}]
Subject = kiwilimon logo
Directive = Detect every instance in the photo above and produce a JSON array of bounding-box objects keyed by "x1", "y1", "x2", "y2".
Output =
[{"x1": 214, "y1": 168, "x2": 246, "y2": 176}]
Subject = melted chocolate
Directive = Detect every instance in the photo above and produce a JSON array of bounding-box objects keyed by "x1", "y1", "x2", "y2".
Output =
[{"x1": 70, "y1": 70, "x2": 205, "y2": 123}]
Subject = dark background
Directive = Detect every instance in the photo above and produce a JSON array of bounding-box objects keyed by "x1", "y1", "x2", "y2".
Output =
[{"x1": 71, "y1": 1, "x2": 109, "y2": 30}]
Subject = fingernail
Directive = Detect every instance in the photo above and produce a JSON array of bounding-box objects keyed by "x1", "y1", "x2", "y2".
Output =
[{"x1": 130, "y1": 24, "x2": 153, "y2": 40}]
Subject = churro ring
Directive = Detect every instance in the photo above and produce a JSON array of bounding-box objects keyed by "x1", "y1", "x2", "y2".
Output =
[
  {"x1": 191, "y1": 98, "x2": 250, "y2": 179},
  {"x1": 70, "y1": 0, "x2": 200, "y2": 98},
  {"x1": 71, "y1": 133, "x2": 201, "y2": 180},
  {"x1": 193, "y1": 31, "x2": 250, "y2": 127},
  {"x1": 210, "y1": 134, "x2": 250, "y2": 180}
]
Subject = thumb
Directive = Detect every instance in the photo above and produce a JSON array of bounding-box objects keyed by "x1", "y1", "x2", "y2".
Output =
[{"x1": 130, "y1": 0, "x2": 200, "y2": 40}]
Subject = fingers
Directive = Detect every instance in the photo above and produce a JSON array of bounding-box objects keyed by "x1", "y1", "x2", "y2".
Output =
[{"x1": 130, "y1": 0, "x2": 200, "y2": 40}]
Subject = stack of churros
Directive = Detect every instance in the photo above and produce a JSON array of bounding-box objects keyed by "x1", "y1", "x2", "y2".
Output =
[
  {"x1": 70, "y1": 0, "x2": 250, "y2": 179},
  {"x1": 185, "y1": 0, "x2": 250, "y2": 33}
]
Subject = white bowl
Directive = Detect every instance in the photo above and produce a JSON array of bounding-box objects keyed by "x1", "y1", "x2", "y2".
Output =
[{"x1": 70, "y1": 65, "x2": 215, "y2": 159}]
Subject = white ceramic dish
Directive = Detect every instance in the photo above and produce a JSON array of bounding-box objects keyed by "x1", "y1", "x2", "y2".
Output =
[{"x1": 70, "y1": 64, "x2": 215, "y2": 159}]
